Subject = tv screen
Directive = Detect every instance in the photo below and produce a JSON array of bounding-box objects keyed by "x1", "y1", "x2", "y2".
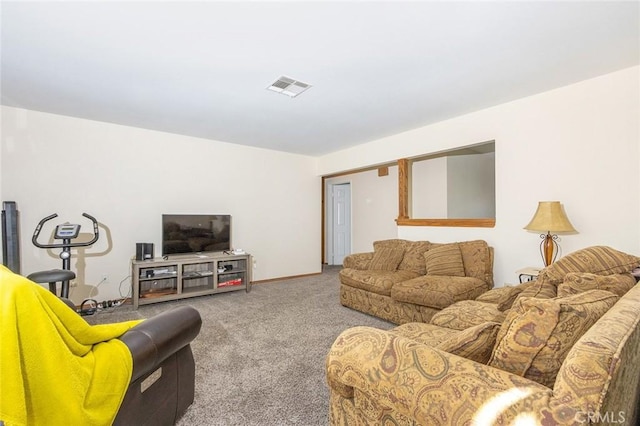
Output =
[{"x1": 162, "y1": 214, "x2": 231, "y2": 256}]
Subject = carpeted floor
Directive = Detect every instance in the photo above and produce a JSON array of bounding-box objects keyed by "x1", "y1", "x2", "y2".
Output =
[{"x1": 90, "y1": 265, "x2": 394, "y2": 425}]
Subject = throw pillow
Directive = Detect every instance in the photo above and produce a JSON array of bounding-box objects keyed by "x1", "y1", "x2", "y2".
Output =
[
  {"x1": 436, "y1": 321, "x2": 501, "y2": 364},
  {"x1": 543, "y1": 246, "x2": 640, "y2": 284},
  {"x1": 367, "y1": 247, "x2": 405, "y2": 271},
  {"x1": 488, "y1": 289, "x2": 618, "y2": 388},
  {"x1": 424, "y1": 244, "x2": 465, "y2": 277},
  {"x1": 398, "y1": 240, "x2": 432, "y2": 275},
  {"x1": 458, "y1": 240, "x2": 493, "y2": 284},
  {"x1": 557, "y1": 272, "x2": 636, "y2": 298},
  {"x1": 373, "y1": 239, "x2": 407, "y2": 252}
]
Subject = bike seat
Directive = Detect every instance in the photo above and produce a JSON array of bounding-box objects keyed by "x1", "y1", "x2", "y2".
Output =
[
  {"x1": 27, "y1": 269, "x2": 76, "y2": 299},
  {"x1": 27, "y1": 269, "x2": 76, "y2": 284}
]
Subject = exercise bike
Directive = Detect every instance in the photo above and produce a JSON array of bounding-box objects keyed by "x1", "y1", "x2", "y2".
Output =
[{"x1": 29, "y1": 213, "x2": 99, "y2": 301}]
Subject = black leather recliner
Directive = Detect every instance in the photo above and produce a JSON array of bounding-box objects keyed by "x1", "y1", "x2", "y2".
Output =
[
  {"x1": 1, "y1": 264, "x2": 202, "y2": 426},
  {"x1": 113, "y1": 305, "x2": 202, "y2": 425}
]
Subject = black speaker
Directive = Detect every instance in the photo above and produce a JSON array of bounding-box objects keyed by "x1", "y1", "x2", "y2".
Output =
[
  {"x1": 136, "y1": 243, "x2": 154, "y2": 261},
  {"x1": 2, "y1": 201, "x2": 20, "y2": 274}
]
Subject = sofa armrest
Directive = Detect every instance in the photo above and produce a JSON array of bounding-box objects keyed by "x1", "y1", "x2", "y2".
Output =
[
  {"x1": 342, "y1": 252, "x2": 373, "y2": 270},
  {"x1": 327, "y1": 326, "x2": 553, "y2": 425},
  {"x1": 119, "y1": 305, "x2": 202, "y2": 382}
]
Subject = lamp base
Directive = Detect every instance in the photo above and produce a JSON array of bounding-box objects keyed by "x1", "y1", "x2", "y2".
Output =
[{"x1": 540, "y1": 232, "x2": 558, "y2": 266}]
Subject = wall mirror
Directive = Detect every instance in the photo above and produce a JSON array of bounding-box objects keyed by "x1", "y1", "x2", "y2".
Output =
[{"x1": 397, "y1": 141, "x2": 496, "y2": 227}]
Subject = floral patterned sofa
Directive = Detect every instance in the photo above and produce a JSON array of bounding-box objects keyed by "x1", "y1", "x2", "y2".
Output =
[
  {"x1": 327, "y1": 246, "x2": 640, "y2": 425},
  {"x1": 339, "y1": 239, "x2": 494, "y2": 324}
]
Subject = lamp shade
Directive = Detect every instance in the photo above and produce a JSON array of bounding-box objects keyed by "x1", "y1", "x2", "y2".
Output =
[{"x1": 524, "y1": 201, "x2": 576, "y2": 233}]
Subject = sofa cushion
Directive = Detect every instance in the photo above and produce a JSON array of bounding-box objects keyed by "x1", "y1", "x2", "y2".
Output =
[
  {"x1": 431, "y1": 300, "x2": 506, "y2": 330},
  {"x1": 423, "y1": 244, "x2": 465, "y2": 277},
  {"x1": 388, "y1": 321, "x2": 500, "y2": 365},
  {"x1": 436, "y1": 321, "x2": 501, "y2": 364},
  {"x1": 458, "y1": 240, "x2": 494, "y2": 285},
  {"x1": 557, "y1": 272, "x2": 636, "y2": 298},
  {"x1": 475, "y1": 284, "x2": 527, "y2": 311},
  {"x1": 391, "y1": 275, "x2": 489, "y2": 310},
  {"x1": 339, "y1": 268, "x2": 420, "y2": 296},
  {"x1": 488, "y1": 289, "x2": 618, "y2": 388},
  {"x1": 388, "y1": 322, "x2": 455, "y2": 347},
  {"x1": 543, "y1": 246, "x2": 640, "y2": 284},
  {"x1": 368, "y1": 247, "x2": 405, "y2": 271},
  {"x1": 398, "y1": 241, "x2": 432, "y2": 275},
  {"x1": 513, "y1": 279, "x2": 557, "y2": 305}
]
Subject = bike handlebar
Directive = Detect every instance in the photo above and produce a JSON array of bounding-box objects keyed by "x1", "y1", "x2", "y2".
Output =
[{"x1": 32, "y1": 212, "x2": 100, "y2": 249}]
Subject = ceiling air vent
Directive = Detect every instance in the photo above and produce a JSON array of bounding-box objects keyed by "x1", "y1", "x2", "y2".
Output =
[{"x1": 267, "y1": 76, "x2": 311, "y2": 98}]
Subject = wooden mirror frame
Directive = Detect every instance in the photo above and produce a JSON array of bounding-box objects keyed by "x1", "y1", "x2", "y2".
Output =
[{"x1": 396, "y1": 158, "x2": 496, "y2": 228}]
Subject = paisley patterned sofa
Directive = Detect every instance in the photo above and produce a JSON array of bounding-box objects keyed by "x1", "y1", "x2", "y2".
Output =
[
  {"x1": 327, "y1": 246, "x2": 640, "y2": 425},
  {"x1": 339, "y1": 239, "x2": 494, "y2": 324}
]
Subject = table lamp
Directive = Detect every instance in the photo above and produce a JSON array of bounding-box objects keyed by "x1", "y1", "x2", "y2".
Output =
[{"x1": 524, "y1": 201, "x2": 577, "y2": 266}]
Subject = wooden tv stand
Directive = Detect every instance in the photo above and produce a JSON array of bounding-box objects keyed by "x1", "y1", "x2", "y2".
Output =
[{"x1": 131, "y1": 252, "x2": 251, "y2": 308}]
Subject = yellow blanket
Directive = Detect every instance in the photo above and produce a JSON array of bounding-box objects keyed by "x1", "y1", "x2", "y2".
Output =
[{"x1": 0, "y1": 265, "x2": 142, "y2": 426}]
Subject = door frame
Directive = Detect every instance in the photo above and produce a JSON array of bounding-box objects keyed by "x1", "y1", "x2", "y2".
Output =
[
  {"x1": 321, "y1": 174, "x2": 353, "y2": 264},
  {"x1": 321, "y1": 163, "x2": 398, "y2": 264},
  {"x1": 327, "y1": 182, "x2": 351, "y2": 265}
]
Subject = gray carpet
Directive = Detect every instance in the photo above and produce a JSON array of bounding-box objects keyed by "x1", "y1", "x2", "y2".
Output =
[{"x1": 90, "y1": 265, "x2": 394, "y2": 425}]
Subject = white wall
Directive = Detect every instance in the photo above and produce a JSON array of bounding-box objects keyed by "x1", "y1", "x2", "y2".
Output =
[
  {"x1": 3, "y1": 67, "x2": 638, "y2": 302},
  {"x1": 317, "y1": 66, "x2": 640, "y2": 288},
  {"x1": 1, "y1": 106, "x2": 321, "y2": 304},
  {"x1": 325, "y1": 166, "x2": 398, "y2": 257},
  {"x1": 447, "y1": 152, "x2": 495, "y2": 218},
  {"x1": 412, "y1": 157, "x2": 448, "y2": 217}
]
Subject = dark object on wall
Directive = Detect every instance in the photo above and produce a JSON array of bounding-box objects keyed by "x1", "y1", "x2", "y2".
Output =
[
  {"x1": 136, "y1": 243, "x2": 154, "y2": 261},
  {"x1": 2, "y1": 201, "x2": 20, "y2": 274}
]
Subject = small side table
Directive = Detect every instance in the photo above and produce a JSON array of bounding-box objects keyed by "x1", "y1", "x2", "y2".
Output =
[{"x1": 516, "y1": 267, "x2": 541, "y2": 283}]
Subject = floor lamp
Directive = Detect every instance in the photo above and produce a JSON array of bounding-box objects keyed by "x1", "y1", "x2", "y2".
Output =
[{"x1": 524, "y1": 201, "x2": 577, "y2": 266}]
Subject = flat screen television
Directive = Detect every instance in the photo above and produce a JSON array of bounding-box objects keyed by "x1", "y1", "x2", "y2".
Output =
[{"x1": 162, "y1": 214, "x2": 231, "y2": 256}]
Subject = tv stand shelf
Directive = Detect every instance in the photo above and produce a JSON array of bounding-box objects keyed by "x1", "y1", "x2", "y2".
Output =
[{"x1": 131, "y1": 252, "x2": 251, "y2": 308}]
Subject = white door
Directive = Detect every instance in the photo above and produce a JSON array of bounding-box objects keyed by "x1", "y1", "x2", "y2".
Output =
[{"x1": 331, "y1": 183, "x2": 351, "y2": 265}]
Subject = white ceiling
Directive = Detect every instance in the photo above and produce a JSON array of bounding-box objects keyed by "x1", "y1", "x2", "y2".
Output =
[{"x1": 1, "y1": 1, "x2": 638, "y2": 156}]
